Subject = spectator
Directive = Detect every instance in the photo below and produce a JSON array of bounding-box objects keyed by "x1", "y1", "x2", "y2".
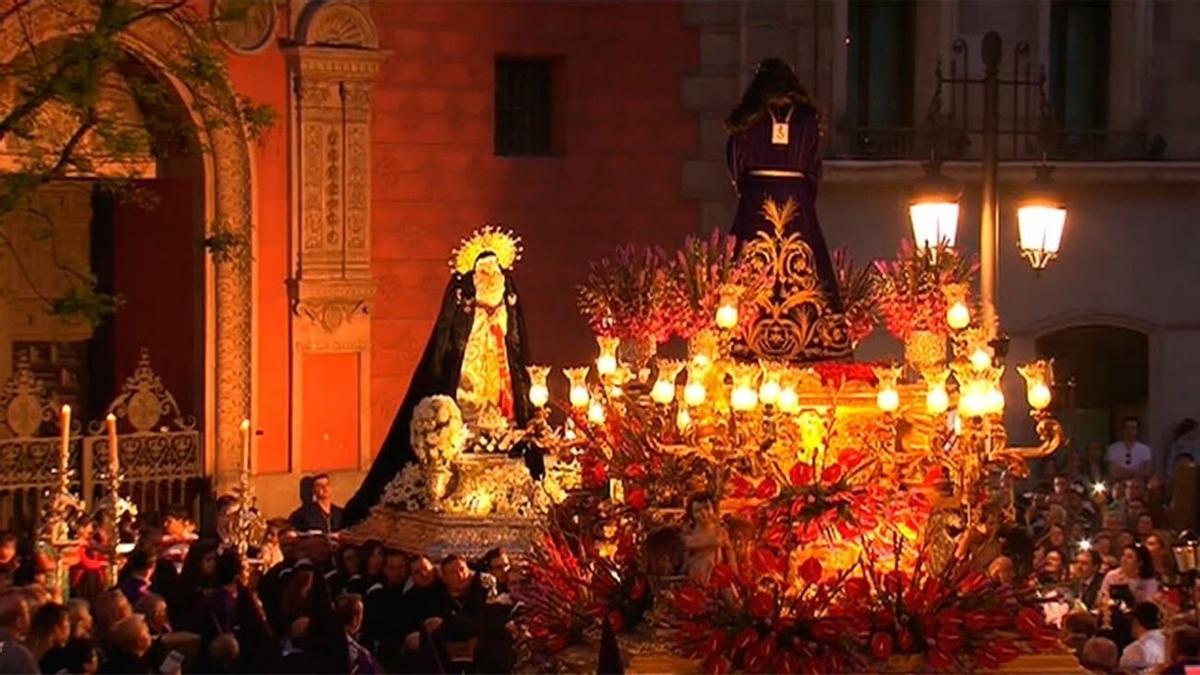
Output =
[
  {"x1": 326, "y1": 544, "x2": 361, "y2": 598},
  {"x1": 93, "y1": 589, "x2": 133, "y2": 649},
  {"x1": 258, "y1": 519, "x2": 290, "y2": 571},
  {"x1": 335, "y1": 593, "x2": 379, "y2": 674},
  {"x1": 1038, "y1": 548, "x2": 1066, "y2": 586},
  {"x1": 40, "y1": 638, "x2": 101, "y2": 675},
  {"x1": 1135, "y1": 513, "x2": 1156, "y2": 540},
  {"x1": 1082, "y1": 441, "x2": 1107, "y2": 483},
  {"x1": 0, "y1": 593, "x2": 38, "y2": 674},
  {"x1": 364, "y1": 550, "x2": 409, "y2": 670},
  {"x1": 1071, "y1": 548, "x2": 1104, "y2": 609},
  {"x1": 118, "y1": 549, "x2": 155, "y2": 607},
  {"x1": 27, "y1": 601, "x2": 70, "y2": 663},
  {"x1": 401, "y1": 555, "x2": 442, "y2": 641},
  {"x1": 102, "y1": 614, "x2": 154, "y2": 674},
  {"x1": 170, "y1": 539, "x2": 217, "y2": 629},
  {"x1": 207, "y1": 633, "x2": 240, "y2": 675},
  {"x1": 480, "y1": 548, "x2": 512, "y2": 594},
  {"x1": 1163, "y1": 625, "x2": 1200, "y2": 674},
  {"x1": 348, "y1": 540, "x2": 385, "y2": 597},
  {"x1": 1101, "y1": 544, "x2": 1160, "y2": 607},
  {"x1": 1144, "y1": 531, "x2": 1175, "y2": 578},
  {"x1": 0, "y1": 533, "x2": 18, "y2": 587},
  {"x1": 1107, "y1": 417, "x2": 1154, "y2": 480},
  {"x1": 67, "y1": 598, "x2": 93, "y2": 639},
  {"x1": 287, "y1": 476, "x2": 315, "y2": 529},
  {"x1": 1061, "y1": 610, "x2": 1098, "y2": 658},
  {"x1": 1118, "y1": 601, "x2": 1165, "y2": 673},
  {"x1": 1080, "y1": 636, "x2": 1119, "y2": 673},
  {"x1": 135, "y1": 594, "x2": 171, "y2": 637},
  {"x1": 289, "y1": 474, "x2": 344, "y2": 535}
]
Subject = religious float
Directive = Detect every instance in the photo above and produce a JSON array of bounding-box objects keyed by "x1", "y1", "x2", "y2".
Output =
[{"x1": 342, "y1": 204, "x2": 1080, "y2": 672}]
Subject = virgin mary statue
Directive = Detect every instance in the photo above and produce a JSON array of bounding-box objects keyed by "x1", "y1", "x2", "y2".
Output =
[{"x1": 343, "y1": 226, "x2": 532, "y2": 526}]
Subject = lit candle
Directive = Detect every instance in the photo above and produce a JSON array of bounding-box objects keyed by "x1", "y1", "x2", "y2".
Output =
[
  {"x1": 587, "y1": 400, "x2": 606, "y2": 424},
  {"x1": 105, "y1": 414, "x2": 119, "y2": 479},
  {"x1": 969, "y1": 347, "x2": 992, "y2": 371},
  {"x1": 715, "y1": 304, "x2": 738, "y2": 330},
  {"x1": 59, "y1": 404, "x2": 70, "y2": 477},
  {"x1": 240, "y1": 418, "x2": 251, "y2": 474},
  {"x1": 650, "y1": 360, "x2": 684, "y2": 406},
  {"x1": 946, "y1": 301, "x2": 970, "y2": 331},
  {"x1": 676, "y1": 408, "x2": 691, "y2": 431}
]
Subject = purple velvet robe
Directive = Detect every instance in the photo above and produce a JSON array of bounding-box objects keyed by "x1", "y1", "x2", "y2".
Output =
[{"x1": 726, "y1": 105, "x2": 842, "y2": 311}]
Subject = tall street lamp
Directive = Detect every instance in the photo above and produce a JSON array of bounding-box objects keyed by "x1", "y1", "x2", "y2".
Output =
[{"x1": 909, "y1": 30, "x2": 1069, "y2": 337}]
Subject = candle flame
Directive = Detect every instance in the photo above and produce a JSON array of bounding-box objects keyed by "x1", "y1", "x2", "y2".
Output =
[{"x1": 240, "y1": 418, "x2": 251, "y2": 431}]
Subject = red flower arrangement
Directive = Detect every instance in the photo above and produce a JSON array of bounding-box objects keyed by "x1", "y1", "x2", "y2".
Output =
[
  {"x1": 667, "y1": 230, "x2": 762, "y2": 340},
  {"x1": 811, "y1": 362, "x2": 878, "y2": 387},
  {"x1": 873, "y1": 240, "x2": 977, "y2": 340},
  {"x1": 516, "y1": 533, "x2": 653, "y2": 664},
  {"x1": 857, "y1": 543, "x2": 1059, "y2": 671},
  {"x1": 832, "y1": 246, "x2": 878, "y2": 347}
]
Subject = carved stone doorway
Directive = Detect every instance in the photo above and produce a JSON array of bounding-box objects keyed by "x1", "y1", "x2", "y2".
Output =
[{"x1": 0, "y1": 1, "x2": 256, "y2": 485}]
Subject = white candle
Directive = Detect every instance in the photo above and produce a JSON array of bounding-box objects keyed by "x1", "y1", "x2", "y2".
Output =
[
  {"x1": 59, "y1": 405, "x2": 70, "y2": 476},
  {"x1": 240, "y1": 419, "x2": 251, "y2": 474},
  {"x1": 105, "y1": 414, "x2": 119, "y2": 479}
]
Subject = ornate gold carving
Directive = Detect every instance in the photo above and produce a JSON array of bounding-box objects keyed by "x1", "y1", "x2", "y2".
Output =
[
  {"x1": 735, "y1": 197, "x2": 851, "y2": 362},
  {"x1": 212, "y1": 0, "x2": 278, "y2": 55},
  {"x1": 451, "y1": 225, "x2": 523, "y2": 274}
]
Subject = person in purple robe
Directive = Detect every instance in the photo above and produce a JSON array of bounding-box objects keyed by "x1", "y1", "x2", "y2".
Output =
[{"x1": 725, "y1": 58, "x2": 843, "y2": 313}]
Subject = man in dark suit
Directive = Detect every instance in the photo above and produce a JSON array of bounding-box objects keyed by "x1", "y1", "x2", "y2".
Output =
[
  {"x1": 1072, "y1": 548, "x2": 1104, "y2": 609},
  {"x1": 288, "y1": 474, "x2": 344, "y2": 535}
]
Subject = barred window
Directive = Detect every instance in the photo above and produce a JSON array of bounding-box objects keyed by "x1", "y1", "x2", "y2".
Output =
[{"x1": 494, "y1": 57, "x2": 554, "y2": 156}]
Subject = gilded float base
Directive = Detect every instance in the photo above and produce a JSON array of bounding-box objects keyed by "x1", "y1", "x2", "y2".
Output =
[{"x1": 340, "y1": 507, "x2": 541, "y2": 560}]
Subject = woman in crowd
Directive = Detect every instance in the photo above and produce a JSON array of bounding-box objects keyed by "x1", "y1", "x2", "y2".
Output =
[
  {"x1": 1100, "y1": 544, "x2": 1160, "y2": 607},
  {"x1": 28, "y1": 601, "x2": 71, "y2": 664}
]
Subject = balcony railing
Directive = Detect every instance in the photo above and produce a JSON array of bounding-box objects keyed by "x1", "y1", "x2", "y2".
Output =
[{"x1": 831, "y1": 125, "x2": 1159, "y2": 162}]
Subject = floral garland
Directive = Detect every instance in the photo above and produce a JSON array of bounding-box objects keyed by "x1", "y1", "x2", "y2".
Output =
[{"x1": 410, "y1": 395, "x2": 468, "y2": 464}]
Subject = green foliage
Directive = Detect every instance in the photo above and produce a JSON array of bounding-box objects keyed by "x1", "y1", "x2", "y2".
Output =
[{"x1": 0, "y1": 0, "x2": 277, "y2": 324}]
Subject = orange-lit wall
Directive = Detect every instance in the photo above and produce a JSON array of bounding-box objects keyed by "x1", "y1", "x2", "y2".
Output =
[
  {"x1": 368, "y1": 1, "x2": 700, "y2": 451},
  {"x1": 226, "y1": 46, "x2": 291, "y2": 474},
  {"x1": 216, "y1": 1, "x2": 699, "y2": 481}
]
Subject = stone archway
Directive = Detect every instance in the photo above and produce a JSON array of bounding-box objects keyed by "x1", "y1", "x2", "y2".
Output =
[{"x1": 0, "y1": 1, "x2": 255, "y2": 479}]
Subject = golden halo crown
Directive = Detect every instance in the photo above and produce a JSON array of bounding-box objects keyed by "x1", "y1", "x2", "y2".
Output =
[{"x1": 451, "y1": 225, "x2": 522, "y2": 275}]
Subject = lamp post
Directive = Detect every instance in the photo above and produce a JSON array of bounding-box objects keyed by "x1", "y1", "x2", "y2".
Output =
[{"x1": 911, "y1": 30, "x2": 1068, "y2": 338}]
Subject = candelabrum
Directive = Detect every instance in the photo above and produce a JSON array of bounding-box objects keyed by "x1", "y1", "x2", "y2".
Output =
[
  {"x1": 222, "y1": 420, "x2": 265, "y2": 560},
  {"x1": 42, "y1": 405, "x2": 86, "y2": 600}
]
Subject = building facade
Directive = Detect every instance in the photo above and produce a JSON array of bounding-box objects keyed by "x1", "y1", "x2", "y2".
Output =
[{"x1": 0, "y1": 0, "x2": 1195, "y2": 520}]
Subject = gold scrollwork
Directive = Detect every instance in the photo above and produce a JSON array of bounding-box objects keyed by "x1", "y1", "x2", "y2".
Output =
[{"x1": 735, "y1": 197, "x2": 851, "y2": 362}]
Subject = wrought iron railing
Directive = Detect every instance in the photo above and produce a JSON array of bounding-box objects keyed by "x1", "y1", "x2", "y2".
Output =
[
  {"x1": 0, "y1": 349, "x2": 207, "y2": 538},
  {"x1": 832, "y1": 125, "x2": 1157, "y2": 161}
]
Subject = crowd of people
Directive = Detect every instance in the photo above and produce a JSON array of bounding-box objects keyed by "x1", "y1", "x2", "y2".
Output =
[
  {"x1": 0, "y1": 475, "x2": 518, "y2": 674},
  {"x1": 995, "y1": 416, "x2": 1200, "y2": 674}
]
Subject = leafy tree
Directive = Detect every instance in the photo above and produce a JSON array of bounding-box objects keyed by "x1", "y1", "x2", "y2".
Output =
[{"x1": 0, "y1": 0, "x2": 274, "y2": 325}]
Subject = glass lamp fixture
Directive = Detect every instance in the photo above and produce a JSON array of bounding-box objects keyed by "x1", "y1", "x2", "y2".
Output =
[
  {"x1": 758, "y1": 361, "x2": 784, "y2": 407},
  {"x1": 595, "y1": 336, "x2": 620, "y2": 378},
  {"x1": 873, "y1": 365, "x2": 902, "y2": 413},
  {"x1": 1017, "y1": 164, "x2": 1067, "y2": 272},
  {"x1": 909, "y1": 161, "x2": 962, "y2": 253},
  {"x1": 730, "y1": 364, "x2": 760, "y2": 412},
  {"x1": 651, "y1": 360, "x2": 685, "y2": 405},
  {"x1": 676, "y1": 408, "x2": 691, "y2": 431},
  {"x1": 587, "y1": 400, "x2": 606, "y2": 424},
  {"x1": 969, "y1": 346, "x2": 993, "y2": 371},
  {"x1": 527, "y1": 365, "x2": 551, "y2": 408},
  {"x1": 922, "y1": 368, "x2": 951, "y2": 415},
  {"x1": 564, "y1": 367, "x2": 590, "y2": 409},
  {"x1": 943, "y1": 283, "x2": 971, "y2": 331},
  {"x1": 715, "y1": 284, "x2": 741, "y2": 330},
  {"x1": 1017, "y1": 359, "x2": 1055, "y2": 411},
  {"x1": 959, "y1": 382, "x2": 988, "y2": 418}
]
